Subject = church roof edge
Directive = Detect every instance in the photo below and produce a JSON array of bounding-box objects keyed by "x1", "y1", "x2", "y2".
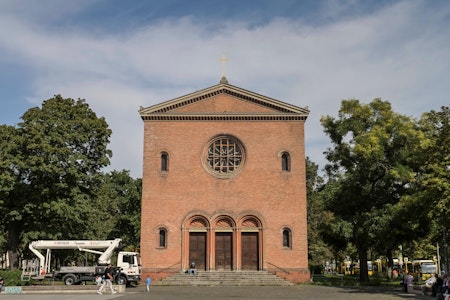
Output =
[{"x1": 139, "y1": 81, "x2": 310, "y2": 118}]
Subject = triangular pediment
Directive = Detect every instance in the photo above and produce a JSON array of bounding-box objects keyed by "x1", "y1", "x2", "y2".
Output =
[
  {"x1": 139, "y1": 80, "x2": 309, "y2": 121},
  {"x1": 170, "y1": 93, "x2": 279, "y2": 114}
]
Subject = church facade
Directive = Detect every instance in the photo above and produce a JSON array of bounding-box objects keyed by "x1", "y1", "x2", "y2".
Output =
[{"x1": 139, "y1": 77, "x2": 310, "y2": 283}]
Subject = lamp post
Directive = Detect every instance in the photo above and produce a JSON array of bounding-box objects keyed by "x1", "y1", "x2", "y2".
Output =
[
  {"x1": 437, "y1": 242, "x2": 441, "y2": 275},
  {"x1": 443, "y1": 225, "x2": 449, "y2": 273}
]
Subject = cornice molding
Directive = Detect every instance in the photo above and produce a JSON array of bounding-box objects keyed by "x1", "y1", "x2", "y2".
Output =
[{"x1": 141, "y1": 114, "x2": 307, "y2": 121}]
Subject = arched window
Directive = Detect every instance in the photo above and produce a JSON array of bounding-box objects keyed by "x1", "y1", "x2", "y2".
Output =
[
  {"x1": 282, "y1": 228, "x2": 292, "y2": 249},
  {"x1": 281, "y1": 152, "x2": 290, "y2": 171},
  {"x1": 159, "y1": 228, "x2": 167, "y2": 248},
  {"x1": 161, "y1": 152, "x2": 168, "y2": 171}
]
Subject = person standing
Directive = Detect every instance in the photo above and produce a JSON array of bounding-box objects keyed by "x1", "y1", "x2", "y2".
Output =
[
  {"x1": 405, "y1": 271, "x2": 414, "y2": 293},
  {"x1": 442, "y1": 274, "x2": 449, "y2": 295},
  {"x1": 98, "y1": 264, "x2": 117, "y2": 295},
  {"x1": 421, "y1": 273, "x2": 436, "y2": 294},
  {"x1": 146, "y1": 275, "x2": 151, "y2": 292},
  {"x1": 399, "y1": 270, "x2": 407, "y2": 292},
  {"x1": 435, "y1": 274, "x2": 444, "y2": 297}
]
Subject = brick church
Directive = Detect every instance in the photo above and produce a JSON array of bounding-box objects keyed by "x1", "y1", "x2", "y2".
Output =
[{"x1": 139, "y1": 76, "x2": 310, "y2": 283}]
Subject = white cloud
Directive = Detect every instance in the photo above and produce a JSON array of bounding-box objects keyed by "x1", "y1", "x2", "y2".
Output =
[{"x1": 0, "y1": 0, "x2": 449, "y2": 177}]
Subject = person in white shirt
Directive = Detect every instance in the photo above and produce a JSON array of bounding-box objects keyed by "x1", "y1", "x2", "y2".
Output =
[{"x1": 421, "y1": 273, "x2": 437, "y2": 294}]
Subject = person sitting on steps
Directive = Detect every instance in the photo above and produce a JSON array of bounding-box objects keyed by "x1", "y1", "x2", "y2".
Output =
[{"x1": 189, "y1": 262, "x2": 197, "y2": 275}]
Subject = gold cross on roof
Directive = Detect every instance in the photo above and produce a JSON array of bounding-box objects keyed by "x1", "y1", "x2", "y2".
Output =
[{"x1": 219, "y1": 53, "x2": 228, "y2": 78}]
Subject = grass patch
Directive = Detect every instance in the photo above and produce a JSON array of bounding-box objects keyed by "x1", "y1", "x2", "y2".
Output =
[{"x1": 310, "y1": 274, "x2": 404, "y2": 287}]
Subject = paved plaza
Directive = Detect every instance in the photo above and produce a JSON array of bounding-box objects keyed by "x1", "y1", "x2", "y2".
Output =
[{"x1": 0, "y1": 285, "x2": 433, "y2": 300}]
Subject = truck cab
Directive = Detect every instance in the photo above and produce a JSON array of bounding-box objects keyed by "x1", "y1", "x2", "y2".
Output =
[
  {"x1": 95, "y1": 251, "x2": 141, "y2": 286},
  {"x1": 117, "y1": 251, "x2": 141, "y2": 285}
]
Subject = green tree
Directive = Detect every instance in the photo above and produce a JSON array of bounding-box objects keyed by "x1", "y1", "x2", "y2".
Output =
[
  {"x1": 306, "y1": 157, "x2": 333, "y2": 273},
  {"x1": 417, "y1": 106, "x2": 450, "y2": 219},
  {"x1": 318, "y1": 179, "x2": 355, "y2": 266},
  {"x1": 416, "y1": 106, "x2": 450, "y2": 269},
  {"x1": 2, "y1": 95, "x2": 112, "y2": 268},
  {"x1": 93, "y1": 170, "x2": 142, "y2": 250},
  {"x1": 320, "y1": 99, "x2": 425, "y2": 282},
  {"x1": 0, "y1": 125, "x2": 22, "y2": 266}
]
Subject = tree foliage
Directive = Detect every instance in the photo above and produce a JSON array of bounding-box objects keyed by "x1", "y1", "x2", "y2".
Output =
[
  {"x1": 417, "y1": 107, "x2": 450, "y2": 221},
  {"x1": 93, "y1": 170, "x2": 142, "y2": 251},
  {"x1": 0, "y1": 125, "x2": 21, "y2": 259},
  {"x1": 413, "y1": 106, "x2": 450, "y2": 270},
  {"x1": 1, "y1": 95, "x2": 113, "y2": 267},
  {"x1": 320, "y1": 99, "x2": 426, "y2": 282},
  {"x1": 306, "y1": 157, "x2": 334, "y2": 273}
]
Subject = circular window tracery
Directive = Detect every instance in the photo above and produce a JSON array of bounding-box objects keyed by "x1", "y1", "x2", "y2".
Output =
[{"x1": 203, "y1": 135, "x2": 245, "y2": 178}]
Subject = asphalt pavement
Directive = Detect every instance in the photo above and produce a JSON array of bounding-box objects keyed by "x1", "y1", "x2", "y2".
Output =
[{"x1": 0, "y1": 285, "x2": 434, "y2": 300}]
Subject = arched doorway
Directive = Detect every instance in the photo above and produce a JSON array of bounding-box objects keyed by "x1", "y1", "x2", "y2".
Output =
[
  {"x1": 213, "y1": 216, "x2": 235, "y2": 270},
  {"x1": 187, "y1": 217, "x2": 209, "y2": 270},
  {"x1": 239, "y1": 216, "x2": 261, "y2": 270}
]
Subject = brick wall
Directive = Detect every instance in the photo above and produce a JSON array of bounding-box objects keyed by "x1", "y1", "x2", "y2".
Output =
[{"x1": 140, "y1": 92, "x2": 310, "y2": 283}]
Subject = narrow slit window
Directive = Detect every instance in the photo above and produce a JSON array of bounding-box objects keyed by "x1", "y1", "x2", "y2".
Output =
[
  {"x1": 161, "y1": 153, "x2": 168, "y2": 171},
  {"x1": 283, "y1": 229, "x2": 292, "y2": 248},
  {"x1": 159, "y1": 229, "x2": 167, "y2": 248},
  {"x1": 281, "y1": 152, "x2": 290, "y2": 171}
]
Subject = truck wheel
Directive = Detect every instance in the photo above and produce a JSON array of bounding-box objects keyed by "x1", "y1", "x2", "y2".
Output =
[
  {"x1": 117, "y1": 275, "x2": 127, "y2": 286},
  {"x1": 63, "y1": 274, "x2": 78, "y2": 285}
]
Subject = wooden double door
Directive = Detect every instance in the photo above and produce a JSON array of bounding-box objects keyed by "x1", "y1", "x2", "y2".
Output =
[
  {"x1": 189, "y1": 232, "x2": 206, "y2": 270},
  {"x1": 215, "y1": 232, "x2": 232, "y2": 270},
  {"x1": 188, "y1": 231, "x2": 259, "y2": 270},
  {"x1": 241, "y1": 232, "x2": 259, "y2": 270}
]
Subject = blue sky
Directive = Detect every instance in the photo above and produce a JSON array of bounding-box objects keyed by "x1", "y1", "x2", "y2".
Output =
[{"x1": 1, "y1": 0, "x2": 449, "y2": 178}]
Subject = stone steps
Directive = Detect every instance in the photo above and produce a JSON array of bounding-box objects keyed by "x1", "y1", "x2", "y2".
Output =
[{"x1": 154, "y1": 270, "x2": 293, "y2": 286}]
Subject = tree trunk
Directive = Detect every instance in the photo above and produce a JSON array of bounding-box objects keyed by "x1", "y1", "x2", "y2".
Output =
[
  {"x1": 358, "y1": 247, "x2": 369, "y2": 283},
  {"x1": 387, "y1": 248, "x2": 393, "y2": 280},
  {"x1": 7, "y1": 221, "x2": 21, "y2": 269}
]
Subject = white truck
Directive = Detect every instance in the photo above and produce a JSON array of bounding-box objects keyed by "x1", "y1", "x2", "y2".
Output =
[{"x1": 21, "y1": 238, "x2": 141, "y2": 286}]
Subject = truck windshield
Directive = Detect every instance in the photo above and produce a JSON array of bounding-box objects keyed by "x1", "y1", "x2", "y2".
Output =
[
  {"x1": 123, "y1": 254, "x2": 141, "y2": 265},
  {"x1": 421, "y1": 264, "x2": 436, "y2": 274}
]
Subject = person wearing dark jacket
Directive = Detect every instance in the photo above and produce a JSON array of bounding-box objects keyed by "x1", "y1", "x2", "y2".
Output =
[{"x1": 97, "y1": 264, "x2": 117, "y2": 295}]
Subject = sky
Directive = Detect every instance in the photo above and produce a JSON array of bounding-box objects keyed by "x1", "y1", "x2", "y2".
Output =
[{"x1": 0, "y1": 0, "x2": 449, "y2": 178}]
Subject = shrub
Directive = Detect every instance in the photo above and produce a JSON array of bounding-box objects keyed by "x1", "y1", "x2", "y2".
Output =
[{"x1": 0, "y1": 269, "x2": 26, "y2": 286}]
